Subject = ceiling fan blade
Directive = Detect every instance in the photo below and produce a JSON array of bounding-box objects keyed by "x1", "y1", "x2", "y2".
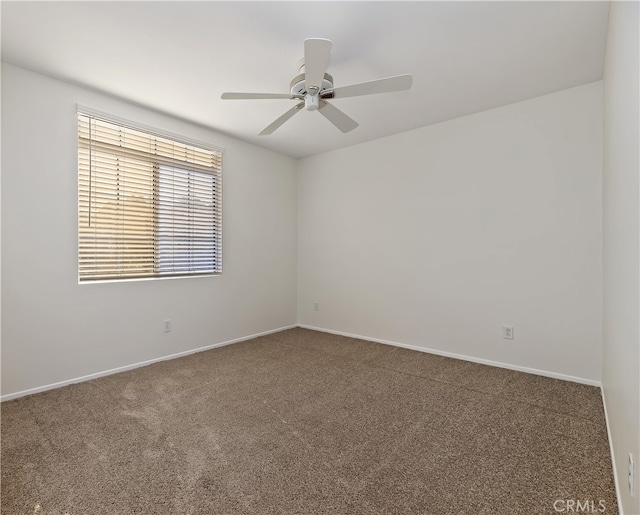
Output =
[
  {"x1": 259, "y1": 102, "x2": 305, "y2": 136},
  {"x1": 222, "y1": 92, "x2": 298, "y2": 100},
  {"x1": 328, "y1": 74, "x2": 413, "y2": 99},
  {"x1": 304, "y1": 38, "x2": 332, "y2": 90},
  {"x1": 318, "y1": 100, "x2": 359, "y2": 133}
]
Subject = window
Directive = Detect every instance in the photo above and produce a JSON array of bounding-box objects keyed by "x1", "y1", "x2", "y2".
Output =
[{"x1": 78, "y1": 110, "x2": 222, "y2": 282}]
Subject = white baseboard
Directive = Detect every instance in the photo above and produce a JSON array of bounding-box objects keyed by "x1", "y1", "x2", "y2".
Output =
[
  {"x1": 298, "y1": 324, "x2": 602, "y2": 387},
  {"x1": 601, "y1": 388, "x2": 625, "y2": 515},
  {"x1": 2, "y1": 322, "x2": 601, "y2": 401},
  {"x1": 0, "y1": 324, "x2": 297, "y2": 402}
]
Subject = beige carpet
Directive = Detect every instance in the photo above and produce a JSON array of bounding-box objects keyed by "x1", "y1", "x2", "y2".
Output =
[{"x1": 1, "y1": 328, "x2": 617, "y2": 514}]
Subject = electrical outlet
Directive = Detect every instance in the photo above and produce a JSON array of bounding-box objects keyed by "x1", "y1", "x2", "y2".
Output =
[
  {"x1": 313, "y1": 302, "x2": 320, "y2": 312},
  {"x1": 163, "y1": 319, "x2": 172, "y2": 333},
  {"x1": 503, "y1": 326, "x2": 514, "y2": 339},
  {"x1": 630, "y1": 453, "x2": 635, "y2": 496}
]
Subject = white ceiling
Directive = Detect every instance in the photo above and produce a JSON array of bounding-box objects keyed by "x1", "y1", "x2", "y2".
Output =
[{"x1": 1, "y1": 1, "x2": 610, "y2": 159}]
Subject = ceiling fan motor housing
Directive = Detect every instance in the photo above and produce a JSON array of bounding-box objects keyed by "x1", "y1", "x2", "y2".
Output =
[{"x1": 290, "y1": 72, "x2": 334, "y2": 111}]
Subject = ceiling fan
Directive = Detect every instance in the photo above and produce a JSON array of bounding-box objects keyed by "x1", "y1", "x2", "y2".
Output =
[{"x1": 221, "y1": 38, "x2": 413, "y2": 136}]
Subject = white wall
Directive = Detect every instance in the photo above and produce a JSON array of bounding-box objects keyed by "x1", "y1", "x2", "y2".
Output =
[
  {"x1": 298, "y1": 82, "x2": 603, "y2": 383},
  {"x1": 602, "y1": 2, "x2": 640, "y2": 513},
  {"x1": 1, "y1": 63, "x2": 298, "y2": 397}
]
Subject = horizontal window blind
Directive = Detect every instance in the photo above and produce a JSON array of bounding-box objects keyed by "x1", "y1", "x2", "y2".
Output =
[{"x1": 78, "y1": 112, "x2": 222, "y2": 282}]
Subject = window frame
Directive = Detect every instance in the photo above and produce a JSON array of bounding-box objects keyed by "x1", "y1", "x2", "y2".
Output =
[{"x1": 77, "y1": 106, "x2": 223, "y2": 283}]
